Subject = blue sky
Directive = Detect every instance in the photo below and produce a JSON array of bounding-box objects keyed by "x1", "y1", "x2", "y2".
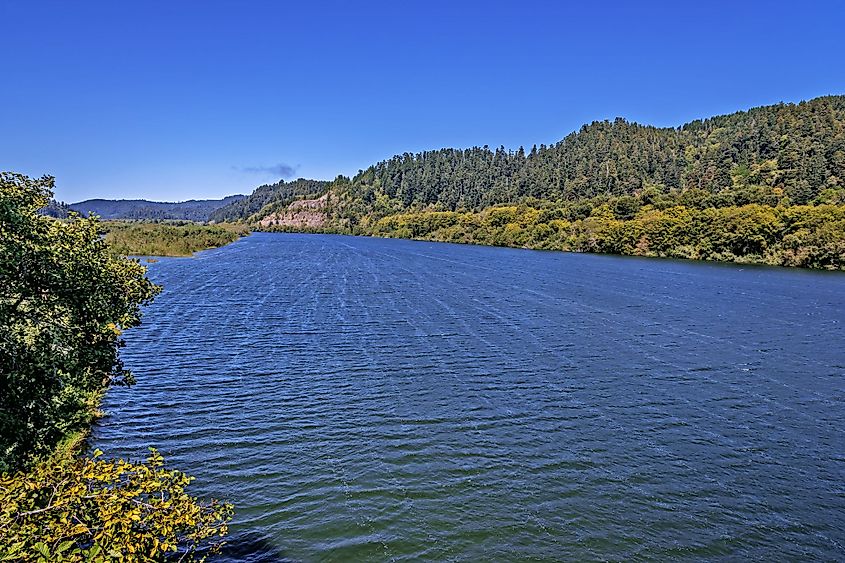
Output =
[{"x1": 1, "y1": 1, "x2": 844, "y2": 202}]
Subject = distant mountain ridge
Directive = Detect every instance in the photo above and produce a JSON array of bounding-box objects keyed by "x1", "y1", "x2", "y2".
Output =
[{"x1": 67, "y1": 195, "x2": 245, "y2": 221}]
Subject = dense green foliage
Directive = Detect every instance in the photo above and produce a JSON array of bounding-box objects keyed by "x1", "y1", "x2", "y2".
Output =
[
  {"x1": 68, "y1": 195, "x2": 244, "y2": 222},
  {"x1": 1, "y1": 172, "x2": 232, "y2": 559},
  {"x1": 208, "y1": 178, "x2": 331, "y2": 223},
  {"x1": 103, "y1": 221, "x2": 249, "y2": 257},
  {"x1": 0, "y1": 449, "x2": 232, "y2": 562},
  {"x1": 248, "y1": 96, "x2": 845, "y2": 269},
  {"x1": 350, "y1": 96, "x2": 845, "y2": 209},
  {"x1": 0, "y1": 173, "x2": 161, "y2": 470}
]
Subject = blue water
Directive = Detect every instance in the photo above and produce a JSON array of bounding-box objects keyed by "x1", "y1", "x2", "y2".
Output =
[{"x1": 92, "y1": 233, "x2": 845, "y2": 561}]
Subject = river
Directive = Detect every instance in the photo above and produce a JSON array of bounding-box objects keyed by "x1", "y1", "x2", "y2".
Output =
[{"x1": 92, "y1": 232, "x2": 845, "y2": 561}]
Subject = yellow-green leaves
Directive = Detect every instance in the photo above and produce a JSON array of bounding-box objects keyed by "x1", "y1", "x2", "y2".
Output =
[
  {"x1": 0, "y1": 449, "x2": 232, "y2": 563},
  {"x1": 361, "y1": 200, "x2": 845, "y2": 269}
]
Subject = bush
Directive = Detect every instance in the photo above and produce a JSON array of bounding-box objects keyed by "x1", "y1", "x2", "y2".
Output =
[
  {"x1": 102, "y1": 222, "x2": 248, "y2": 257},
  {"x1": 0, "y1": 449, "x2": 232, "y2": 562}
]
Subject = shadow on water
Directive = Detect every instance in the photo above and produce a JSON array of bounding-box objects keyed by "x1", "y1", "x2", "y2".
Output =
[{"x1": 216, "y1": 531, "x2": 292, "y2": 563}]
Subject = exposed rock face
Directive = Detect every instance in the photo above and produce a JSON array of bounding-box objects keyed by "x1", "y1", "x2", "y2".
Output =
[{"x1": 257, "y1": 192, "x2": 330, "y2": 229}]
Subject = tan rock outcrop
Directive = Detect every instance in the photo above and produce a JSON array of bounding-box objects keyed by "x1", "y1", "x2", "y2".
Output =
[{"x1": 258, "y1": 193, "x2": 330, "y2": 229}]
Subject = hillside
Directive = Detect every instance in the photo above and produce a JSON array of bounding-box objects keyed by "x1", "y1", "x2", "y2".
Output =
[
  {"x1": 243, "y1": 95, "x2": 845, "y2": 270},
  {"x1": 68, "y1": 194, "x2": 244, "y2": 221},
  {"x1": 233, "y1": 95, "x2": 845, "y2": 221},
  {"x1": 209, "y1": 178, "x2": 331, "y2": 222},
  {"x1": 257, "y1": 192, "x2": 333, "y2": 229},
  {"x1": 347, "y1": 95, "x2": 845, "y2": 209}
]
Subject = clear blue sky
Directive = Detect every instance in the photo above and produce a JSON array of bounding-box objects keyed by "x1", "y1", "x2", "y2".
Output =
[{"x1": 2, "y1": 1, "x2": 844, "y2": 202}]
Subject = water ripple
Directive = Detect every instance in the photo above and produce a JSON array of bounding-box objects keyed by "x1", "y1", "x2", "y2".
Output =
[{"x1": 92, "y1": 233, "x2": 845, "y2": 561}]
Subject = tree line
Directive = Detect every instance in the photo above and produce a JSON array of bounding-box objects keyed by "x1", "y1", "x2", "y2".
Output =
[{"x1": 348, "y1": 95, "x2": 845, "y2": 209}]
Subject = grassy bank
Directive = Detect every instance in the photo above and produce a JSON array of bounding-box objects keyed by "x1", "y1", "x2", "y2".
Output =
[{"x1": 103, "y1": 221, "x2": 250, "y2": 256}]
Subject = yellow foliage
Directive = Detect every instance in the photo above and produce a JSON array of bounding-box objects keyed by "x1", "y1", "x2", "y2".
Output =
[{"x1": 0, "y1": 449, "x2": 232, "y2": 562}]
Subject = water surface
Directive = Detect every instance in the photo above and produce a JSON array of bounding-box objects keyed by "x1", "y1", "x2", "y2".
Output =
[{"x1": 93, "y1": 233, "x2": 845, "y2": 561}]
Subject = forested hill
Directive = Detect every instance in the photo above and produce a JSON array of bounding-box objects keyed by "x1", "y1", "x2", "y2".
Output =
[
  {"x1": 224, "y1": 95, "x2": 845, "y2": 224},
  {"x1": 67, "y1": 194, "x2": 245, "y2": 221},
  {"x1": 239, "y1": 95, "x2": 845, "y2": 270},
  {"x1": 349, "y1": 95, "x2": 845, "y2": 209},
  {"x1": 209, "y1": 178, "x2": 332, "y2": 222}
]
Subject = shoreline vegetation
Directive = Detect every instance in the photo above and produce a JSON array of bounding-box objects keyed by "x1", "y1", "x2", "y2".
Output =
[
  {"x1": 1, "y1": 173, "x2": 232, "y2": 561},
  {"x1": 258, "y1": 195, "x2": 845, "y2": 271},
  {"x1": 102, "y1": 220, "x2": 250, "y2": 257}
]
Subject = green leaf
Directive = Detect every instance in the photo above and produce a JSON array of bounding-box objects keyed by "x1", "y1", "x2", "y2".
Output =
[
  {"x1": 86, "y1": 543, "x2": 102, "y2": 561},
  {"x1": 33, "y1": 542, "x2": 50, "y2": 557}
]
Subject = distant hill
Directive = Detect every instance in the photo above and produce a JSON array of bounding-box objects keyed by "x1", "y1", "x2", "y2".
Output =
[
  {"x1": 68, "y1": 195, "x2": 245, "y2": 222},
  {"x1": 39, "y1": 199, "x2": 72, "y2": 219}
]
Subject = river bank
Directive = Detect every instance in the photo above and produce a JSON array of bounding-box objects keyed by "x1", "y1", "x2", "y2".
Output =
[
  {"x1": 103, "y1": 221, "x2": 250, "y2": 256},
  {"x1": 258, "y1": 201, "x2": 845, "y2": 271}
]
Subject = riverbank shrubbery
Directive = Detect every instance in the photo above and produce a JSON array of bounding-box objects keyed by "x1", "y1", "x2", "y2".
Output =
[
  {"x1": 103, "y1": 221, "x2": 249, "y2": 257},
  {"x1": 364, "y1": 203, "x2": 844, "y2": 269},
  {"x1": 363, "y1": 199, "x2": 845, "y2": 270},
  {"x1": 254, "y1": 167, "x2": 845, "y2": 270},
  {"x1": 0, "y1": 172, "x2": 231, "y2": 560},
  {"x1": 0, "y1": 449, "x2": 232, "y2": 562},
  {"x1": 264, "y1": 182, "x2": 845, "y2": 270}
]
